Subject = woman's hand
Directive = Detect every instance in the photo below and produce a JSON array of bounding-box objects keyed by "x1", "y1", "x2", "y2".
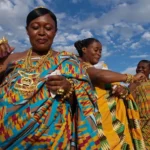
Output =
[
  {"x1": 0, "y1": 37, "x2": 15, "y2": 58},
  {"x1": 46, "y1": 75, "x2": 71, "y2": 96},
  {"x1": 133, "y1": 73, "x2": 147, "y2": 83},
  {"x1": 112, "y1": 84, "x2": 129, "y2": 98}
]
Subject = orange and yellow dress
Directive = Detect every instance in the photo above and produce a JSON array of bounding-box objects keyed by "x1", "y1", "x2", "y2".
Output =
[
  {"x1": 87, "y1": 62, "x2": 145, "y2": 149},
  {"x1": 130, "y1": 80, "x2": 150, "y2": 149}
]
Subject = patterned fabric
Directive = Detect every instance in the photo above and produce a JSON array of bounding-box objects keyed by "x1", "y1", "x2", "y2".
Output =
[
  {"x1": 96, "y1": 83, "x2": 145, "y2": 150},
  {"x1": 130, "y1": 80, "x2": 150, "y2": 149},
  {"x1": 82, "y1": 62, "x2": 145, "y2": 149},
  {"x1": 0, "y1": 51, "x2": 101, "y2": 150}
]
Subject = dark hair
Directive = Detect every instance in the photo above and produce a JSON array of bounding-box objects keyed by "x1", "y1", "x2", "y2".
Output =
[
  {"x1": 138, "y1": 60, "x2": 150, "y2": 68},
  {"x1": 74, "y1": 38, "x2": 100, "y2": 57},
  {"x1": 26, "y1": 7, "x2": 57, "y2": 29}
]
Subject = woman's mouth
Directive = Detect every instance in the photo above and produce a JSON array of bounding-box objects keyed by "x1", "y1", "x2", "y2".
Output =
[{"x1": 37, "y1": 39, "x2": 48, "y2": 44}]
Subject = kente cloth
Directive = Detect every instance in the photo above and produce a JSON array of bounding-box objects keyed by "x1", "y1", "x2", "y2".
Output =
[
  {"x1": 0, "y1": 51, "x2": 101, "y2": 150},
  {"x1": 130, "y1": 80, "x2": 150, "y2": 149},
  {"x1": 95, "y1": 83, "x2": 145, "y2": 150},
  {"x1": 82, "y1": 62, "x2": 145, "y2": 150}
]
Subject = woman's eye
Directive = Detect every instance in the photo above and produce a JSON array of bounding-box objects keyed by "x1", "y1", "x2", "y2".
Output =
[
  {"x1": 45, "y1": 26, "x2": 52, "y2": 30},
  {"x1": 31, "y1": 26, "x2": 39, "y2": 30}
]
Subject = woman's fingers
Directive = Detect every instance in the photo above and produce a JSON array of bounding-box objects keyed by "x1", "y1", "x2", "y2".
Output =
[
  {"x1": 0, "y1": 44, "x2": 8, "y2": 58},
  {"x1": 0, "y1": 43, "x2": 15, "y2": 58},
  {"x1": 46, "y1": 75, "x2": 71, "y2": 94},
  {"x1": 112, "y1": 84, "x2": 129, "y2": 98}
]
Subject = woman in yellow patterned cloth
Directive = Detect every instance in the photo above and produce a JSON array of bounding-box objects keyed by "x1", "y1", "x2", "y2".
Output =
[
  {"x1": 129, "y1": 60, "x2": 150, "y2": 149},
  {"x1": 74, "y1": 38, "x2": 146, "y2": 150}
]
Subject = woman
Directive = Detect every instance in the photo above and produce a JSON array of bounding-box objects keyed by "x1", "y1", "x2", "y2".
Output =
[
  {"x1": 0, "y1": 8, "x2": 102, "y2": 149},
  {"x1": 74, "y1": 38, "x2": 146, "y2": 150},
  {"x1": 129, "y1": 60, "x2": 150, "y2": 149}
]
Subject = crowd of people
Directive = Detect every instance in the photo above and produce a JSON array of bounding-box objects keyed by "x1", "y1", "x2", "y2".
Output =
[{"x1": 0, "y1": 7, "x2": 149, "y2": 150}]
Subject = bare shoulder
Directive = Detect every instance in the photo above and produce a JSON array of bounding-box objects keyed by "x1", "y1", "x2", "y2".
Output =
[
  {"x1": 6, "y1": 50, "x2": 28, "y2": 64},
  {"x1": 0, "y1": 50, "x2": 28, "y2": 73}
]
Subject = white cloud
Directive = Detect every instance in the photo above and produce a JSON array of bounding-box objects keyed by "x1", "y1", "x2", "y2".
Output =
[
  {"x1": 0, "y1": 26, "x2": 3, "y2": 31},
  {"x1": 56, "y1": 13, "x2": 66, "y2": 20},
  {"x1": 54, "y1": 45, "x2": 77, "y2": 54},
  {"x1": 71, "y1": 0, "x2": 148, "y2": 48},
  {"x1": 79, "y1": 30, "x2": 93, "y2": 39},
  {"x1": 130, "y1": 54, "x2": 149, "y2": 58},
  {"x1": 89, "y1": 0, "x2": 136, "y2": 6},
  {"x1": 72, "y1": 0, "x2": 150, "y2": 31},
  {"x1": 54, "y1": 29, "x2": 93, "y2": 45},
  {"x1": 71, "y1": 0, "x2": 81, "y2": 3},
  {"x1": 5, "y1": 32, "x2": 13, "y2": 36},
  {"x1": 66, "y1": 34, "x2": 79, "y2": 41},
  {"x1": 130, "y1": 42, "x2": 140, "y2": 49},
  {"x1": 18, "y1": 26, "x2": 25, "y2": 30},
  {"x1": 35, "y1": 0, "x2": 47, "y2": 6},
  {"x1": 142, "y1": 32, "x2": 150, "y2": 41},
  {"x1": 102, "y1": 46, "x2": 112, "y2": 58},
  {"x1": 10, "y1": 39, "x2": 20, "y2": 44},
  {"x1": 54, "y1": 33, "x2": 67, "y2": 45},
  {"x1": 122, "y1": 66, "x2": 136, "y2": 75}
]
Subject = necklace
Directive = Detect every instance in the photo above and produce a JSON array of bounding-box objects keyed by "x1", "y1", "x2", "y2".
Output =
[
  {"x1": 82, "y1": 62, "x2": 93, "y2": 70},
  {"x1": 14, "y1": 48, "x2": 52, "y2": 98},
  {"x1": 24, "y1": 48, "x2": 53, "y2": 72}
]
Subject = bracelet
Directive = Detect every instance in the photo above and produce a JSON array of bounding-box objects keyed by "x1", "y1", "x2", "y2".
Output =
[
  {"x1": 61, "y1": 78, "x2": 74, "y2": 101},
  {"x1": 124, "y1": 74, "x2": 134, "y2": 83}
]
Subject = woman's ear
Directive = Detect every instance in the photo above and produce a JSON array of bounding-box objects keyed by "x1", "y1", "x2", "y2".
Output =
[
  {"x1": 26, "y1": 26, "x2": 29, "y2": 35},
  {"x1": 82, "y1": 47, "x2": 87, "y2": 54},
  {"x1": 53, "y1": 29, "x2": 57, "y2": 37}
]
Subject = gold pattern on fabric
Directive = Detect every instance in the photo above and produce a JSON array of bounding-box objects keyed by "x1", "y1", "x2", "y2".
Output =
[
  {"x1": 14, "y1": 49, "x2": 52, "y2": 98},
  {"x1": 14, "y1": 70, "x2": 40, "y2": 98}
]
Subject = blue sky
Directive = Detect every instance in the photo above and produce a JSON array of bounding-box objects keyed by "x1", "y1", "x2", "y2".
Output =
[{"x1": 0, "y1": 0, "x2": 149, "y2": 74}]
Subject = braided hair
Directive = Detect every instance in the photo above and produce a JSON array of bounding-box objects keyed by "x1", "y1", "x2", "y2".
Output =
[{"x1": 74, "y1": 38, "x2": 100, "y2": 57}]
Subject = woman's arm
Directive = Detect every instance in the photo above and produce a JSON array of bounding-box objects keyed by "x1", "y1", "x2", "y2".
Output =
[
  {"x1": 86, "y1": 67, "x2": 144, "y2": 86},
  {"x1": 0, "y1": 51, "x2": 26, "y2": 84},
  {"x1": 0, "y1": 54, "x2": 14, "y2": 84}
]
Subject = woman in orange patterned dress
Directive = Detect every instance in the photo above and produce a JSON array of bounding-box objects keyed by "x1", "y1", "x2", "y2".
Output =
[{"x1": 129, "y1": 60, "x2": 150, "y2": 149}]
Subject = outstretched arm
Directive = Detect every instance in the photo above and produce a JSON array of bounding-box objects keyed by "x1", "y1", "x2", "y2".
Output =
[{"x1": 86, "y1": 67, "x2": 145, "y2": 86}]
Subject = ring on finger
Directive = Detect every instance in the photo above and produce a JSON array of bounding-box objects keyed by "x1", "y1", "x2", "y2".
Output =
[
  {"x1": 0, "y1": 36, "x2": 8, "y2": 45},
  {"x1": 120, "y1": 92, "x2": 124, "y2": 96},
  {"x1": 57, "y1": 88, "x2": 65, "y2": 95},
  {"x1": 2, "y1": 36, "x2": 8, "y2": 43},
  {"x1": 0, "y1": 39, "x2": 3, "y2": 45}
]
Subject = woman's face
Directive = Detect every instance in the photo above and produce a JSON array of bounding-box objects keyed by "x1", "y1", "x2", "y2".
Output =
[
  {"x1": 26, "y1": 14, "x2": 57, "y2": 52},
  {"x1": 83, "y1": 41, "x2": 102, "y2": 65},
  {"x1": 136, "y1": 62, "x2": 150, "y2": 78}
]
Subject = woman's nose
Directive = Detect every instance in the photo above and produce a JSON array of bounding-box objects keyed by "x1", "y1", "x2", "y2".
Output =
[
  {"x1": 98, "y1": 52, "x2": 101, "y2": 57},
  {"x1": 38, "y1": 28, "x2": 45, "y2": 35}
]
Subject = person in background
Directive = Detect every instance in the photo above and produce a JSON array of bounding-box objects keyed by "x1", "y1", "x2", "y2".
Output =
[
  {"x1": 74, "y1": 38, "x2": 146, "y2": 150},
  {"x1": 0, "y1": 7, "x2": 102, "y2": 149},
  {"x1": 129, "y1": 60, "x2": 150, "y2": 149}
]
